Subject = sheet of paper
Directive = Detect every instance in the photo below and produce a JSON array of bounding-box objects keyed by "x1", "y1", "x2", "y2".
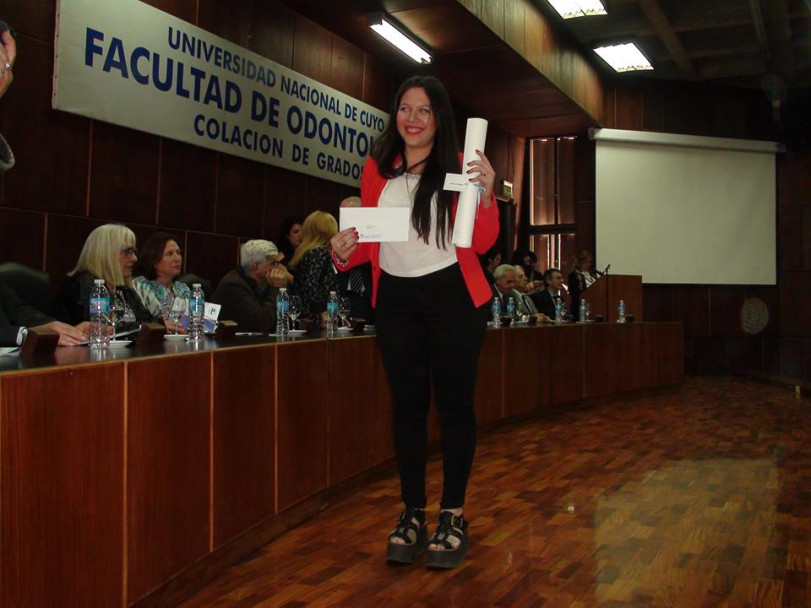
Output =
[{"x1": 339, "y1": 207, "x2": 411, "y2": 242}]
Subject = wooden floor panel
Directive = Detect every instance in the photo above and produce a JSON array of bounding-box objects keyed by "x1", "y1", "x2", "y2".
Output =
[{"x1": 180, "y1": 377, "x2": 810, "y2": 607}]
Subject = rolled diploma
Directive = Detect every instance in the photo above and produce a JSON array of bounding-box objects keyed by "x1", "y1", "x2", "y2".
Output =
[{"x1": 449, "y1": 118, "x2": 488, "y2": 248}]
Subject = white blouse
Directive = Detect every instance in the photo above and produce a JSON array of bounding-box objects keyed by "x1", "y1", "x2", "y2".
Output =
[{"x1": 378, "y1": 173, "x2": 458, "y2": 277}]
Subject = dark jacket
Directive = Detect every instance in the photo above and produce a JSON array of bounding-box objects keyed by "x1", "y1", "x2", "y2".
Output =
[
  {"x1": 0, "y1": 277, "x2": 52, "y2": 346},
  {"x1": 211, "y1": 266, "x2": 279, "y2": 332},
  {"x1": 530, "y1": 288, "x2": 559, "y2": 320},
  {"x1": 336, "y1": 262, "x2": 374, "y2": 323},
  {"x1": 53, "y1": 271, "x2": 154, "y2": 331}
]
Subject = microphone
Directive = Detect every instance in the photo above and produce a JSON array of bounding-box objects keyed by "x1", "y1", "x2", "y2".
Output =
[{"x1": 598, "y1": 264, "x2": 610, "y2": 277}]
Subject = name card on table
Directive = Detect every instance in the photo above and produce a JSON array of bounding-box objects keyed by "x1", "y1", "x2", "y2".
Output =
[
  {"x1": 180, "y1": 302, "x2": 222, "y2": 333},
  {"x1": 339, "y1": 207, "x2": 410, "y2": 242}
]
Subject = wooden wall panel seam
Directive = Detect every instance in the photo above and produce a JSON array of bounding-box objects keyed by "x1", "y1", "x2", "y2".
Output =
[
  {"x1": 274, "y1": 342, "x2": 279, "y2": 515},
  {"x1": 122, "y1": 360, "x2": 129, "y2": 608},
  {"x1": 209, "y1": 351, "x2": 215, "y2": 553}
]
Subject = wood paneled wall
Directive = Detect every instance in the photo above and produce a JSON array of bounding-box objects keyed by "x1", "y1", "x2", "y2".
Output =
[
  {"x1": 458, "y1": 0, "x2": 605, "y2": 124},
  {"x1": 596, "y1": 80, "x2": 811, "y2": 380},
  {"x1": 0, "y1": 0, "x2": 523, "y2": 292}
]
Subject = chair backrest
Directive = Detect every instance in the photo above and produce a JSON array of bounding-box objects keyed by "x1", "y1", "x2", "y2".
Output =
[
  {"x1": 0, "y1": 262, "x2": 53, "y2": 315},
  {"x1": 177, "y1": 273, "x2": 213, "y2": 301}
]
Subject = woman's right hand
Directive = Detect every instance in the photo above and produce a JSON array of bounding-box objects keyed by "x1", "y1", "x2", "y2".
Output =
[{"x1": 330, "y1": 227, "x2": 359, "y2": 262}]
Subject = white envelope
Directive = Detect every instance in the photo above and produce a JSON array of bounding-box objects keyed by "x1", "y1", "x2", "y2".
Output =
[{"x1": 339, "y1": 207, "x2": 411, "y2": 242}]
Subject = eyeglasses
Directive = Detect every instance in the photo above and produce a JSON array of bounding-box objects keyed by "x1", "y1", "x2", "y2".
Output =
[{"x1": 121, "y1": 246, "x2": 138, "y2": 257}]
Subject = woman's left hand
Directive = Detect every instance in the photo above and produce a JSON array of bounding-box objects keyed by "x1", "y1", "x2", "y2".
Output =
[{"x1": 467, "y1": 150, "x2": 496, "y2": 207}]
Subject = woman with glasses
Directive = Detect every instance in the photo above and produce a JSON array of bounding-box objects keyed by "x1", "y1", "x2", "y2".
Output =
[{"x1": 53, "y1": 223, "x2": 157, "y2": 331}]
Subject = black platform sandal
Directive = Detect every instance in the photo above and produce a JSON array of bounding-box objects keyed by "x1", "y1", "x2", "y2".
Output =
[
  {"x1": 386, "y1": 507, "x2": 428, "y2": 564},
  {"x1": 425, "y1": 511, "x2": 469, "y2": 569}
]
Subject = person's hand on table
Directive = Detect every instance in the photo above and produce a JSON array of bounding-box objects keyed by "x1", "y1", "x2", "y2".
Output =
[{"x1": 31, "y1": 321, "x2": 87, "y2": 346}]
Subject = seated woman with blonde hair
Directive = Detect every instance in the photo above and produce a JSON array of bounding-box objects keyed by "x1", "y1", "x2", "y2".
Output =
[
  {"x1": 288, "y1": 210, "x2": 339, "y2": 324},
  {"x1": 53, "y1": 224, "x2": 158, "y2": 332}
]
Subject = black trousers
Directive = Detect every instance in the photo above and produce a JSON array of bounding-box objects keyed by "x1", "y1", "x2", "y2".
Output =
[{"x1": 375, "y1": 263, "x2": 488, "y2": 510}]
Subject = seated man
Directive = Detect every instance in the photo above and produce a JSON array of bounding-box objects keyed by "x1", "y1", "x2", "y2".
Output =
[
  {"x1": 0, "y1": 276, "x2": 87, "y2": 346},
  {"x1": 212, "y1": 240, "x2": 290, "y2": 332},
  {"x1": 513, "y1": 265, "x2": 541, "y2": 315},
  {"x1": 530, "y1": 267, "x2": 565, "y2": 320},
  {"x1": 491, "y1": 264, "x2": 532, "y2": 316}
]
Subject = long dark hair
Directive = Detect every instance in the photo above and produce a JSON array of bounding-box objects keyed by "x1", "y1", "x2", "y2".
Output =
[
  {"x1": 277, "y1": 215, "x2": 303, "y2": 261},
  {"x1": 134, "y1": 232, "x2": 180, "y2": 280},
  {"x1": 373, "y1": 75, "x2": 460, "y2": 248}
]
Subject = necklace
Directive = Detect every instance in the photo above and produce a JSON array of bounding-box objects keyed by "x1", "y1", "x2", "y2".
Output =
[{"x1": 405, "y1": 171, "x2": 420, "y2": 200}]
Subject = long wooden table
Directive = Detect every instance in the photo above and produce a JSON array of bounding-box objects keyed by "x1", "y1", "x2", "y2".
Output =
[{"x1": 0, "y1": 322, "x2": 683, "y2": 607}]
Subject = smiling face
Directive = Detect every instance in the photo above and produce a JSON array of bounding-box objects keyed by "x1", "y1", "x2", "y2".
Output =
[
  {"x1": 155, "y1": 239, "x2": 182, "y2": 282},
  {"x1": 396, "y1": 87, "x2": 437, "y2": 165}
]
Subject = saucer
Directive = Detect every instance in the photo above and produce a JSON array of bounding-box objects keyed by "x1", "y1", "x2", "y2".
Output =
[
  {"x1": 164, "y1": 334, "x2": 186, "y2": 342},
  {"x1": 109, "y1": 339, "x2": 132, "y2": 348},
  {"x1": 288, "y1": 329, "x2": 308, "y2": 336}
]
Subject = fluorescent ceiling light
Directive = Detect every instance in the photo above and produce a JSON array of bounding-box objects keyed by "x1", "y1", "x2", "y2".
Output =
[
  {"x1": 547, "y1": 0, "x2": 606, "y2": 19},
  {"x1": 594, "y1": 42, "x2": 653, "y2": 72},
  {"x1": 368, "y1": 14, "x2": 431, "y2": 64}
]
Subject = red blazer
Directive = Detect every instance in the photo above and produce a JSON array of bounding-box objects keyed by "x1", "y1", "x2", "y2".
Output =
[{"x1": 340, "y1": 157, "x2": 499, "y2": 308}]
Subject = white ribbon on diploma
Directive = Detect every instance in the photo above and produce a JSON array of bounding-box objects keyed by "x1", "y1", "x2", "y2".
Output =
[{"x1": 444, "y1": 118, "x2": 488, "y2": 248}]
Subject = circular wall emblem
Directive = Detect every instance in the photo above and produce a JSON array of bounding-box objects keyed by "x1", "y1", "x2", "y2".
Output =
[{"x1": 741, "y1": 298, "x2": 769, "y2": 335}]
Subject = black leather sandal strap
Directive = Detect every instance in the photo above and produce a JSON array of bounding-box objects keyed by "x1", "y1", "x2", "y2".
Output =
[
  {"x1": 387, "y1": 508, "x2": 426, "y2": 545},
  {"x1": 429, "y1": 513, "x2": 467, "y2": 550}
]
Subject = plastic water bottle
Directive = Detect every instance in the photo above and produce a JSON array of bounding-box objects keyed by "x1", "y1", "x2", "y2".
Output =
[
  {"x1": 188, "y1": 283, "x2": 205, "y2": 341},
  {"x1": 554, "y1": 298, "x2": 564, "y2": 324},
  {"x1": 89, "y1": 279, "x2": 111, "y2": 349},
  {"x1": 506, "y1": 296, "x2": 516, "y2": 319},
  {"x1": 617, "y1": 299, "x2": 626, "y2": 324},
  {"x1": 491, "y1": 296, "x2": 501, "y2": 328},
  {"x1": 326, "y1": 291, "x2": 339, "y2": 336},
  {"x1": 579, "y1": 299, "x2": 587, "y2": 323},
  {"x1": 276, "y1": 288, "x2": 289, "y2": 337}
]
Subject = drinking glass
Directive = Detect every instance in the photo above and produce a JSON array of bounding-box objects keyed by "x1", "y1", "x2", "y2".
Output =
[
  {"x1": 109, "y1": 289, "x2": 126, "y2": 337},
  {"x1": 168, "y1": 296, "x2": 186, "y2": 335},
  {"x1": 338, "y1": 297, "x2": 350, "y2": 328},
  {"x1": 288, "y1": 295, "x2": 301, "y2": 330}
]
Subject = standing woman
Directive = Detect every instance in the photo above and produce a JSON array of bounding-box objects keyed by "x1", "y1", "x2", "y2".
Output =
[
  {"x1": 330, "y1": 75, "x2": 498, "y2": 569},
  {"x1": 567, "y1": 249, "x2": 600, "y2": 316}
]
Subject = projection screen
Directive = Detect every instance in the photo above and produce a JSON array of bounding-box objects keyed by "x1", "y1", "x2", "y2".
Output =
[{"x1": 592, "y1": 128, "x2": 778, "y2": 285}]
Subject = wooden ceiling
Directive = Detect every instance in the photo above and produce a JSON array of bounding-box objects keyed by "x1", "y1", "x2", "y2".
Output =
[
  {"x1": 283, "y1": 0, "x2": 599, "y2": 137},
  {"x1": 283, "y1": 0, "x2": 811, "y2": 137},
  {"x1": 561, "y1": 0, "x2": 811, "y2": 90}
]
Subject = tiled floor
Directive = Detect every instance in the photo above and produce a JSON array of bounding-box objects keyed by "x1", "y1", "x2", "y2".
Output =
[{"x1": 180, "y1": 377, "x2": 810, "y2": 607}]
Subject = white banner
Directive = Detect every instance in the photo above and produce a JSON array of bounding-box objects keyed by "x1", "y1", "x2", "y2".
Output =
[{"x1": 53, "y1": 0, "x2": 388, "y2": 187}]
